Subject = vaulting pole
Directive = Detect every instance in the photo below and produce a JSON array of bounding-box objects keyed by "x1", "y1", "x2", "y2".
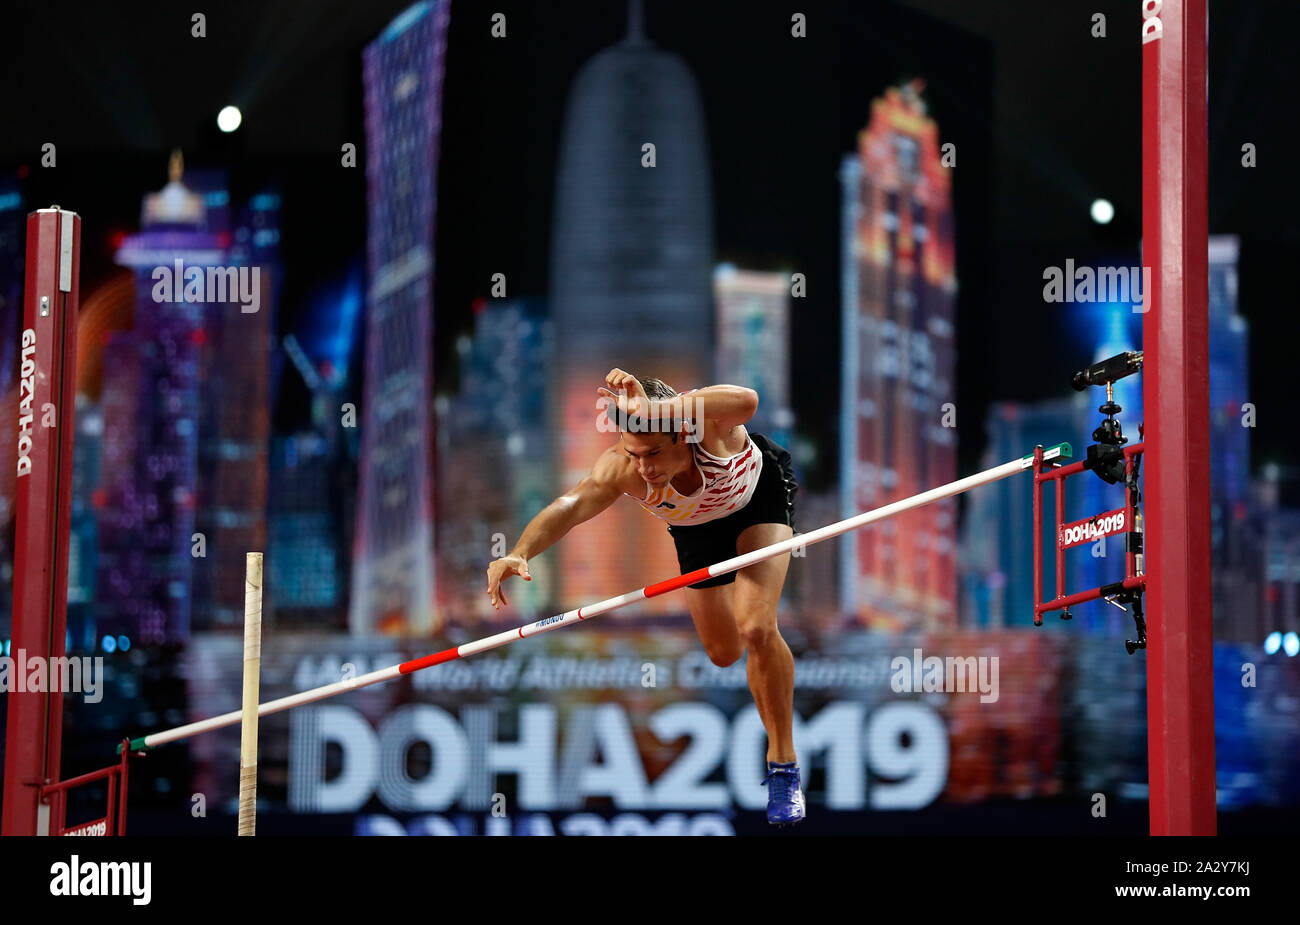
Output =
[
  {"x1": 237, "y1": 553, "x2": 264, "y2": 836},
  {"x1": 120, "y1": 444, "x2": 1070, "y2": 753}
]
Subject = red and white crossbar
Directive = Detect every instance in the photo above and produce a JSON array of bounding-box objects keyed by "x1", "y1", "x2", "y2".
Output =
[{"x1": 121, "y1": 442, "x2": 1070, "y2": 752}]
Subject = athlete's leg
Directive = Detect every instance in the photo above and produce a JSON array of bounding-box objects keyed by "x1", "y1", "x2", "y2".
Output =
[
  {"x1": 734, "y1": 522, "x2": 796, "y2": 764},
  {"x1": 684, "y1": 584, "x2": 743, "y2": 667},
  {"x1": 684, "y1": 581, "x2": 780, "y2": 740}
]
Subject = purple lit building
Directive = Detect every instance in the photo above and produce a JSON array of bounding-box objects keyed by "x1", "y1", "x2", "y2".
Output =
[
  {"x1": 97, "y1": 158, "x2": 276, "y2": 644},
  {"x1": 350, "y1": 1, "x2": 449, "y2": 636},
  {"x1": 99, "y1": 170, "x2": 215, "y2": 645}
]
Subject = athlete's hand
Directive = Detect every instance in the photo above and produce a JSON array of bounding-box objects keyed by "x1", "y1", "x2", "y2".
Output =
[
  {"x1": 486, "y1": 554, "x2": 531, "y2": 609},
  {"x1": 597, "y1": 368, "x2": 648, "y2": 418}
]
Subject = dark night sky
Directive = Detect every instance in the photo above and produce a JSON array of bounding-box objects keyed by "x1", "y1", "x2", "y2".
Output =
[{"x1": 2, "y1": 0, "x2": 1296, "y2": 493}]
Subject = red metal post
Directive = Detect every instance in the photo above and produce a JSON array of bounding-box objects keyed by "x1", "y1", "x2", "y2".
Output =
[
  {"x1": 1126, "y1": 455, "x2": 1138, "y2": 579},
  {"x1": 118, "y1": 739, "x2": 131, "y2": 835},
  {"x1": 1141, "y1": 0, "x2": 1216, "y2": 835},
  {"x1": 1054, "y1": 476, "x2": 1065, "y2": 602},
  {"x1": 1044, "y1": 577, "x2": 1147, "y2": 613},
  {"x1": 104, "y1": 773, "x2": 116, "y2": 836},
  {"x1": 2, "y1": 208, "x2": 81, "y2": 836},
  {"x1": 1033, "y1": 446, "x2": 1043, "y2": 625}
]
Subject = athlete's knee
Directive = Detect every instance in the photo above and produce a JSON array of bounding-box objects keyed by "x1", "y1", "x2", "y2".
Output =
[
  {"x1": 707, "y1": 644, "x2": 744, "y2": 667},
  {"x1": 738, "y1": 620, "x2": 777, "y2": 651}
]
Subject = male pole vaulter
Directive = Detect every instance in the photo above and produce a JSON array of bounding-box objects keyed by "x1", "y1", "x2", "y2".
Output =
[{"x1": 486, "y1": 368, "x2": 804, "y2": 825}]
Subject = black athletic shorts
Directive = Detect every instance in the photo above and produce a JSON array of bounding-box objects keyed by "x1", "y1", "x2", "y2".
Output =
[{"x1": 665, "y1": 433, "x2": 798, "y2": 589}]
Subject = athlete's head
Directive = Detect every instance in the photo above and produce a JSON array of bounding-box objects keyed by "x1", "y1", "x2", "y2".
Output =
[
  {"x1": 636, "y1": 376, "x2": 676, "y2": 402},
  {"x1": 614, "y1": 375, "x2": 692, "y2": 485}
]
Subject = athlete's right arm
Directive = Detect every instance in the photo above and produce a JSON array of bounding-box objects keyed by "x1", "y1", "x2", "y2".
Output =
[{"x1": 486, "y1": 449, "x2": 634, "y2": 609}]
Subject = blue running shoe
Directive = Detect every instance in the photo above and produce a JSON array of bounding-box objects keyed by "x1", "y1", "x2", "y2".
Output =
[{"x1": 763, "y1": 761, "x2": 806, "y2": 826}]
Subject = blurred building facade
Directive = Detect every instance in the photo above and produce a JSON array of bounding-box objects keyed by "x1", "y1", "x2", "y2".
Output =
[
  {"x1": 786, "y1": 488, "x2": 840, "y2": 636},
  {"x1": 269, "y1": 263, "x2": 361, "y2": 631},
  {"x1": 436, "y1": 298, "x2": 554, "y2": 622},
  {"x1": 1204, "y1": 236, "x2": 1267, "y2": 643},
  {"x1": 1262, "y1": 507, "x2": 1300, "y2": 640},
  {"x1": 350, "y1": 0, "x2": 449, "y2": 636},
  {"x1": 713, "y1": 264, "x2": 793, "y2": 449},
  {"x1": 191, "y1": 191, "x2": 278, "y2": 631},
  {"x1": 839, "y1": 80, "x2": 957, "y2": 631},
  {"x1": 269, "y1": 432, "x2": 349, "y2": 627},
  {"x1": 67, "y1": 396, "x2": 102, "y2": 652}
]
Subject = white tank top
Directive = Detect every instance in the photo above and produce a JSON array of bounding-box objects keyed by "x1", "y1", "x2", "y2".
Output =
[{"x1": 628, "y1": 433, "x2": 764, "y2": 526}]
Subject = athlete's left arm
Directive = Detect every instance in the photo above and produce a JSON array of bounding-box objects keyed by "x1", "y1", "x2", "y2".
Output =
[{"x1": 661, "y1": 385, "x2": 758, "y2": 432}]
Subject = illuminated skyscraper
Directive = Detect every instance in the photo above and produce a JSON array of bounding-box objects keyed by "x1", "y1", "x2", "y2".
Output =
[
  {"x1": 550, "y1": 2, "x2": 714, "y2": 611},
  {"x1": 99, "y1": 156, "x2": 222, "y2": 645},
  {"x1": 839, "y1": 81, "x2": 957, "y2": 631},
  {"x1": 713, "y1": 265, "x2": 793, "y2": 448},
  {"x1": 351, "y1": 0, "x2": 449, "y2": 636},
  {"x1": 99, "y1": 160, "x2": 275, "y2": 643}
]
